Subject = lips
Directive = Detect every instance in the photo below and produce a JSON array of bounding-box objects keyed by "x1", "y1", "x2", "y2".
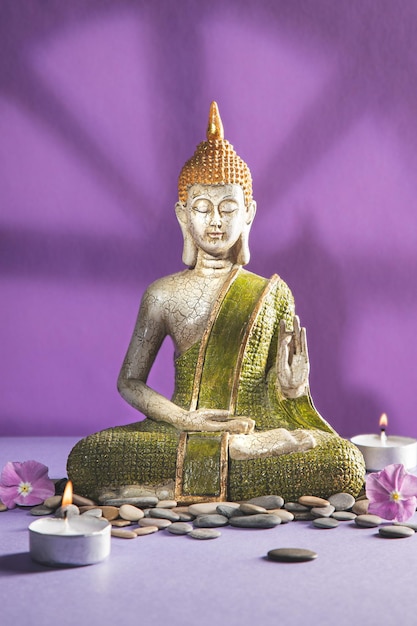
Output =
[{"x1": 208, "y1": 232, "x2": 223, "y2": 239}]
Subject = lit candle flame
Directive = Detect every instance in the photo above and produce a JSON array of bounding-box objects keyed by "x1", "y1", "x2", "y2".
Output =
[
  {"x1": 379, "y1": 413, "x2": 388, "y2": 430},
  {"x1": 379, "y1": 413, "x2": 388, "y2": 445},
  {"x1": 61, "y1": 480, "x2": 73, "y2": 507}
]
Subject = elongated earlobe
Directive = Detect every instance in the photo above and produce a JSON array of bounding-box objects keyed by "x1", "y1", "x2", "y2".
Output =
[
  {"x1": 235, "y1": 200, "x2": 256, "y2": 265},
  {"x1": 175, "y1": 202, "x2": 198, "y2": 268}
]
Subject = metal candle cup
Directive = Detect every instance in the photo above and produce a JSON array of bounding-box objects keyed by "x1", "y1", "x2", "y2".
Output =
[
  {"x1": 29, "y1": 516, "x2": 111, "y2": 567},
  {"x1": 351, "y1": 434, "x2": 417, "y2": 471}
]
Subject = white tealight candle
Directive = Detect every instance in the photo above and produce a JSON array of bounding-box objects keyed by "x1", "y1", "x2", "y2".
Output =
[
  {"x1": 29, "y1": 480, "x2": 111, "y2": 567},
  {"x1": 29, "y1": 516, "x2": 111, "y2": 567},
  {"x1": 351, "y1": 414, "x2": 417, "y2": 471}
]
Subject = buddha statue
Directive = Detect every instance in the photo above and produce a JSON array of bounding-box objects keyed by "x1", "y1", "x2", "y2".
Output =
[{"x1": 67, "y1": 102, "x2": 365, "y2": 503}]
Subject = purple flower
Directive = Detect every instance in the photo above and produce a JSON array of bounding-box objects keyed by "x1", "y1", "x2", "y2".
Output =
[
  {"x1": 366, "y1": 463, "x2": 417, "y2": 522},
  {"x1": 0, "y1": 460, "x2": 55, "y2": 509}
]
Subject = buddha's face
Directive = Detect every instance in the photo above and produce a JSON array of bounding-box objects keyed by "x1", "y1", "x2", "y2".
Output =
[{"x1": 182, "y1": 183, "x2": 254, "y2": 259}]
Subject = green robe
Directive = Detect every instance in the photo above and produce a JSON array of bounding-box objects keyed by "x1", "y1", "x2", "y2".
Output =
[{"x1": 67, "y1": 268, "x2": 365, "y2": 501}]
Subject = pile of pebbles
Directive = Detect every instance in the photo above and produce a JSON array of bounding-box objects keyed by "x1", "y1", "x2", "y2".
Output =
[{"x1": 8, "y1": 486, "x2": 416, "y2": 543}]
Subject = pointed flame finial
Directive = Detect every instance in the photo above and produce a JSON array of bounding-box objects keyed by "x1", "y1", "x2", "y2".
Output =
[{"x1": 206, "y1": 101, "x2": 224, "y2": 141}]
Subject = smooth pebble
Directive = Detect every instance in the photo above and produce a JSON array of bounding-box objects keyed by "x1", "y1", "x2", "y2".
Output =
[
  {"x1": 139, "y1": 517, "x2": 172, "y2": 529},
  {"x1": 379, "y1": 525, "x2": 415, "y2": 538},
  {"x1": 119, "y1": 504, "x2": 144, "y2": 522},
  {"x1": 177, "y1": 512, "x2": 195, "y2": 522},
  {"x1": 355, "y1": 514, "x2": 382, "y2": 528},
  {"x1": 134, "y1": 526, "x2": 159, "y2": 536},
  {"x1": 111, "y1": 519, "x2": 133, "y2": 527},
  {"x1": 30, "y1": 505, "x2": 54, "y2": 516},
  {"x1": 311, "y1": 505, "x2": 335, "y2": 518},
  {"x1": 312, "y1": 517, "x2": 339, "y2": 529},
  {"x1": 267, "y1": 548, "x2": 317, "y2": 563},
  {"x1": 299, "y1": 495, "x2": 330, "y2": 508},
  {"x1": 352, "y1": 499, "x2": 369, "y2": 515},
  {"x1": 167, "y1": 522, "x2": 194, "y2": 535},
  {"x1": 189, "y1": 502, "x2": 230, "y2": 516},
  {"x1": 156, "y1": 500, "x2": 177, "y2": 509},
  {"x1": 394, "y1": 520, "x2": 417, "y2": 531},
  {"x1": 247, "y1": 495, "x2": 284, "y2": 510},
  {"x1": 193, "y1": 514, "x2": 229, "y2": 528},
  {"x1": 292, "y1": 512, "x2": 315, "y2": 521},
  {"x1": 105, "y1": 496, "x2": 158, "y2": 508},
  {"x1": 284, "y1": 502, "x2": 309, "y2": 513},
  {"x1": 216, "y1": 504, "x2": 241, "y2": 518},
  {"x1": 0, "y1": 502, "x2": 7, "y2": 512},
  {"x1": 189, "y1": 529, "x2": 221, "y2": 540},
  {"x1": 149, "y1": 508, "x2": 180, "y2": 522},
  {"x1": 229, "y1": 514, "x2": 281, "y2": 529},
  {"x1": 43, "y1": 495, "x2": 62, "y2": 509},
  {"x1": 111, "y1": 528, "x2": 137, "y2": 539},
  {"x1": 98, "y1": 506, "x2": 120, "y2": 521},
  {"x1": 239, "y1": 503, "x2": 267, "y2": 515},
  {"x1": 328, "y1": 493, "x2": 355, "y2": 511},
  {"x1": 268, "y1": 509, "x2": 294, "y2": 523},
  {"x1": 331, "y1": 511, "x2": 357, "y2": 522}
]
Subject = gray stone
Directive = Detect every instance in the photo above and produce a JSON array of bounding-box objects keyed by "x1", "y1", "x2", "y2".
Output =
[
  {"x1": 189, "y1": 528, "x2": 221, "y2": 540},
  {"x1": 311, "y1": 504, "x2": 335, "y2": 518},
  {"x1": 394, "y1": 521, "x2": 417, "y2": 531},
  {"x1": 148, "y1": 508, "x2": 180, "y2": 522},
  {"x1": 239, "y1": 503, "x2": 267, "y2": 515},
  {"x1": 229, "y1": 514, "x2": 281, "y2": 529},
  {"x1": 247, "y1": 495, "x2": 284, "y2": 510},
  {"x1": 312, "y1": 517, "x2": 339, "y2": 529},
  {"x1": 30, "y1": 505, "x2": 54, "y2": 516},
  {"x1": 216, "y1": 504, "x2": 242, "y2": 518},
  {"x1": 379, "y1": 525, "x2": 415, "y2": 538},
  {"x1": 331, "y1": 511, "x2": 357, "y2": 522},
  {"x1": 267, "y1": 548, "x2": 317, "y2": 563},
  {"x1": 355, "y1": 514, "x2": 382, "y2": 528},
  {"x1": 167, "y1": 522, "x2": 194, "y2": 535},
  {"x1": 284, "y1": 502, "x2": 309, "y2": 512},
  {"x1": 299, "y1": 495, "x2": 330, "y2": 508},
  {"x1": 328, "y1": 493, "x2": 356, "y2": 511},
  {"x1": 104, "y1": 496, "x2": 158, "y2": 508},
  {"x1": 193, "y1": 514, "x2": 229, "y2": 528}
]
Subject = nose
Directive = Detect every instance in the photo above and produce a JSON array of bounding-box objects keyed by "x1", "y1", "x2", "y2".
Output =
[{"x1": 209, "y1": 206, "x2": 222, "y2": 227}]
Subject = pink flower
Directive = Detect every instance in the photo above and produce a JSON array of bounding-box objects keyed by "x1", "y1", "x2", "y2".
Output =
[
  {"x1": 366, "y1": 463, "x2": 417, "y2": 522},
  {"x1": 0, "y1": 460, "x2": 55, "y2": 509}
]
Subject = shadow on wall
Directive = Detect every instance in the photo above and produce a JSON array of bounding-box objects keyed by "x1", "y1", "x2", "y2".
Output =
[
  {"x1": 251, "y1": 215, "x2": 381, "y2": 439},
  {"x1": 1, "y1": 0, "x2": 416, "y2": 436}
]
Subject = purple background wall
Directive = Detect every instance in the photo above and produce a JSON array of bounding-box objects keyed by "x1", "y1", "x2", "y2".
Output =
[{"x1": 1, "y1": 1, "x2": 416, "y2": 439}]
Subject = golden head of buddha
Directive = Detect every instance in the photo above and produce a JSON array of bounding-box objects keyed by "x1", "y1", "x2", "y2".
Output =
[{"x1": 176, "y1": 102, "x2": 256, "y2": 267}]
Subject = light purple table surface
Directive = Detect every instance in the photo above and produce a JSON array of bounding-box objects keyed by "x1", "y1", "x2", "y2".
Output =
[{"x1": 1, "y1": 437, "x2": 416, "y2": 626}]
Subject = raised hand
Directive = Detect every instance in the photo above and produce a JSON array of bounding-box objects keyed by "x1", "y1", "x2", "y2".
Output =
[{"x1": 277, "y1": 315, "x2": 310, "y2": 398}]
